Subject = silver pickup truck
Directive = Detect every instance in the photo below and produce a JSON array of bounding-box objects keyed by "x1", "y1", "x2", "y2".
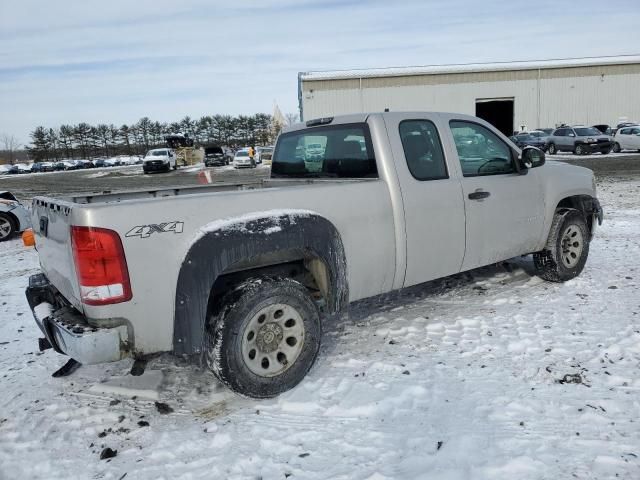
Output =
[{"x1": 25, "y1": 112, "x2": 602, "y2": 397}]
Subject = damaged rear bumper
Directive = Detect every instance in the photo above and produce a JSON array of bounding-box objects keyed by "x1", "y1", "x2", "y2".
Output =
[{"x1": 25, "y1": 273, "x2": 130, "y2": 364}]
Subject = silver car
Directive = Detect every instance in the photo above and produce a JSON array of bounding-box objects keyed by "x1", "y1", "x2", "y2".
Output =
[
  {"x1": 0, "y1": 191, "x2": 31, "y2": 241},
  {"x1": 546, "y1": 126, "x2": 614, "y2": 155}
]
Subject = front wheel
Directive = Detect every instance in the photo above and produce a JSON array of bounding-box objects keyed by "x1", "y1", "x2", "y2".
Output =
[
  {"x1": 206, "y1": 277, "x2": 321, "y2": 398},
  {"x1": 548, "y1": 143, "x2": 557, "y2": 154},
  {"x1": 574, "y1": 144, "x2": 587, "y2": 155},
  {"x1": 0, "y1": 213, "x2": 16, "y2": 241},
  {"x1": 534, "y1": 209, "x2": 590, "y2": 282},
  {"x1": 612, "y1": 142, "x2": 621, "y2": 153}
]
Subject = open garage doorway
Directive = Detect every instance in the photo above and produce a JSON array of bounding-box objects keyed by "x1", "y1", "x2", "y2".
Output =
[{"x1": 475, "y1": 98, "x2": 514, "y2": 137}]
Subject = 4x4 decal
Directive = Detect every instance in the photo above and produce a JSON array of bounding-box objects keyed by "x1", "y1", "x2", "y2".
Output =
[{"x1": 125, "y1": 221, "x2": 184, "y2": 238}]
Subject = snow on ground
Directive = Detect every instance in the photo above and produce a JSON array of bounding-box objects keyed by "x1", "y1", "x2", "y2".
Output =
[
  {"x1": 1, "y1": 178, "x2": 639, "y2": 479},
  {"x1": 547, "y1": 151, "x2": 636, "y2": 160}
]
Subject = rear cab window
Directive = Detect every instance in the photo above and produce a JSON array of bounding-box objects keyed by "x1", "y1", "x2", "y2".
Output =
[
  {"x1": 272, "y1": 123, "x2": 377, "y2": 178},
  {"x1": 399, "y1": 120, "x2": 448, "y2": 181}
]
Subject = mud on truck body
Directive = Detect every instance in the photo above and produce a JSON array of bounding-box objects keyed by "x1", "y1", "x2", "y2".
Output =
[{"x1": 26, "y1": 112, "x2": 602, "y2": 398}]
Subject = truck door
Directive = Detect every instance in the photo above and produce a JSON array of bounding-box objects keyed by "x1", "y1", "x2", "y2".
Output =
[
  {"x1": 446, "y1": 118, "x2": 545, "y2": 271},
  {"x1": 383, "y1": 114, "x2": 466, "y2": 287}
]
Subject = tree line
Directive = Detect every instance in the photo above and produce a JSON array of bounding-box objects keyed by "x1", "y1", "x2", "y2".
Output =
[{"x1": 26, "y1": 113, "x2": 284, "y2": 162}]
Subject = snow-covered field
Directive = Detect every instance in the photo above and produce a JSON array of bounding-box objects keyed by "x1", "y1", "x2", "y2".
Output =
[{"x1": 1, "y1": 178, "x2": 639, "y2": 479}]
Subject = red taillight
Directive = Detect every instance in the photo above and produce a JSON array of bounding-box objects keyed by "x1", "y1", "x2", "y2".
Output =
[{"x1": 71, "y1": 226, "x2": 132, "y2": 305}]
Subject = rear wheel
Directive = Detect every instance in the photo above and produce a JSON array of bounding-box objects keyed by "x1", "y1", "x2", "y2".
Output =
[
  {"x1": 534, "y1": 209, "x2": 590, "y2": 282},
  {"x1": 0, "y1": 213, "x2": 16, "y2": 241},
  {"x1": 206, "y1": 277, "x2": 321, "y2": 398},
  {"x1": 548, "y1": 143, "x2": 557, "y2": 154}
]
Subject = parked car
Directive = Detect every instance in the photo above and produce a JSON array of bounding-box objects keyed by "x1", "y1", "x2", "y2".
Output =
[
  {"x1": 104, "y1": 158, "x2": 121, "y2": 167},
  {"x1": 0, "y1": 164, "x2": 19, "y2": 175},
  {"x1": 233, "y1": 149, "x2": 255, "y2": 168},
  {"x1": 79, "y1": 159, "x2": 95, "y2": 169},
  {"x1": 34, "y1": 162, "x2": 56, "y2": 173},
  {"x1": 0, "y1": 191, "x2": 31, "y2": 241},
  {"x1": 546, "y1": 126, "x2": 613, "y2": 155},
  {"x1": 204, "y1": 146, "x2": 231, "y2": 166},
  {"x1": 93, "y1": 159, "x2": 107, "y2": 168},
  {"x1": 613, "y1": 125, "x2": 640, "y2": 152},
  {"x1": 592, "y1": 124, "x2": 611, "y2": 135},
  {"x1": 25, "y1": 111, "x2": 602, "y2": 399},
  {"x1": 256, "y1": 147, "x2": 273, "y2": 164},
  {"x1": 14, "y1": 163, "x2": 32, "y2": 174},
  {"x1": 509, "y1": 133, "x2": 548, "y2": 151},
  {"x1": 260, "y1": 147, "x2": 274, "y2": 165},
  {"x1": 142, "y1": 148, "x2": 177, "y2": 173},
  {"x1": 305, "y1": 142, "x2": 325, "y2": 160}
]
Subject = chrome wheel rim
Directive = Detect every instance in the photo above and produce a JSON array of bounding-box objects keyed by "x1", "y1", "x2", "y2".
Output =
[
  {"x1": 560, "y1": 224, "x2": 584, "y2": 268},
  {"x1": 0, "y1": 218, "x2": 11, "y2": 239},
  {"x1": 241, "y1": 303, "x2": 305, "y2": 377}
]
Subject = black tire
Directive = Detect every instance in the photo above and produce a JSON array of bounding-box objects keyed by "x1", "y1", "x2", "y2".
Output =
[
  {"x1": 206, "y1": 277, "x2": 321, "y2": 398},
  {"x1": 0, "y1": 212, "x2": 16, "y2": 242},
  {"x1": 548, "y1": 143, "x2": 557, "y2": 154},
  {"x1": 574, "y1": 144, "x2": 586, "y2": 155},
  {"x1": 534, "y1": 209, "x2": 590, "y2": 282},
  {"x1": 601, "y1": 148, "x2": 612, "y2": 155},
  {"x1": 612, "y1": 143, "x2": 621, "y2": 153}
]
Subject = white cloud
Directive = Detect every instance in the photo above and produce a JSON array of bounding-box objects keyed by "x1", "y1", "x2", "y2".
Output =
[{"x1": 1, "y1": 0, "x2": 639, "y2": 143}]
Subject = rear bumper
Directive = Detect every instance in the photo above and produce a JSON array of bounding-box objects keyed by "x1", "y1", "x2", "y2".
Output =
[{"x1": 25, "y1": 274, "x2": 130, "y2": 364}]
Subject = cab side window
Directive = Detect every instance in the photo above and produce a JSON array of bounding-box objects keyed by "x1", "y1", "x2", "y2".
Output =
[
  {"x1": 450, "y1": 121, "x2": 515, "y2": 177},
  {"x1": 399, "y1": 120, "x2": 448, "y2": 180}
]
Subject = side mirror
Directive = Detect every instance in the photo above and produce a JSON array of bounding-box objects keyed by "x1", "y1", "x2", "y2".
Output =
[{"x1": 519, "y1": 146, "x2": 545, "y2": 172}]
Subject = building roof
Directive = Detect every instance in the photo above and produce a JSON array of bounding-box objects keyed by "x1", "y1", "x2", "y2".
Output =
[{"x1": 300, "y1": 55, "x2": 640, "y2": 81}]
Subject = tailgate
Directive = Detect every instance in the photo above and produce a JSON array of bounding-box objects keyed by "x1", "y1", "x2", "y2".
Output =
[{"x1": 32, "y1": 198, "x2": 82, "y2": 310}]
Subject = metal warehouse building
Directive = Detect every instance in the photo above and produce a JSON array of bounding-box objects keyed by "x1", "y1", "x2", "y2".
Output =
[{"x1": 298, "y1": 55, "x2": 640, "y2": 136}]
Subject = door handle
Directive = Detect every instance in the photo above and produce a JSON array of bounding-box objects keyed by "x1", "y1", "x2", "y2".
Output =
[{"x1": 468, "y1": 190, "x2": 490, "y2": 200}]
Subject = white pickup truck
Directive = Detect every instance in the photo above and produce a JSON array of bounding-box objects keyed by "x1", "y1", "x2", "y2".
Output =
[{"x1": 25, "y1": 112, "x2": 602, "y2": 397}]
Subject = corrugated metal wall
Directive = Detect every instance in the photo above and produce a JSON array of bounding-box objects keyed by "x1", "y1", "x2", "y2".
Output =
[{"x1": 301, "y1": 64, "x2": 640, "y2": 129}]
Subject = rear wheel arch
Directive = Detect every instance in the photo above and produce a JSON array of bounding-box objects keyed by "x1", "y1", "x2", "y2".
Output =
[{"x1": 173, "y1": 213, "x2": 348, "y2": 357}]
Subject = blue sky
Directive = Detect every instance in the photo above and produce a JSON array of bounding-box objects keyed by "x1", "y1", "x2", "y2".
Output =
[{"x1": 1, "y1": 0, "x2": 639, "y2": 144}]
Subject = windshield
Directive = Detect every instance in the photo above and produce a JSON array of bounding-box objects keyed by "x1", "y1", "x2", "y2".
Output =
[
  {"x1": 205, "y1": 147, "x2": 223, "y2": 154},
  {"x1": 528, "y1": 131, "x2": 545, "y2": 138},
  {"x1": 515, "y1": 134, "x2": 533, "y2": 141},
  {"x1": 574, "y1": 127, "x2": 601, "y2": 136},
  {"x1": 147, "y1": 150, "x2": 168, "y2": 157},
  {"x1": 236, "y1": 151, "x2": 249, "y2": 157},
  {"x1": 272, "y1": 123, "x2": 377, "y2": 178}
]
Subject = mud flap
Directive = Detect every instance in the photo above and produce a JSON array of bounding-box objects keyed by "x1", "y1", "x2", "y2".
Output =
[{"x1": 52, "y1": 358, "x2": 82, "y2": 378}]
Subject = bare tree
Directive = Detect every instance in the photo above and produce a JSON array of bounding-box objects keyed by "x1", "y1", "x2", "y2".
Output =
[
  {"x1": 0, "y1": 133, "x2": 20, "y2": 164},
  {"x1": 285, "y1": 113, "x2": 299, "y2": 126}
]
